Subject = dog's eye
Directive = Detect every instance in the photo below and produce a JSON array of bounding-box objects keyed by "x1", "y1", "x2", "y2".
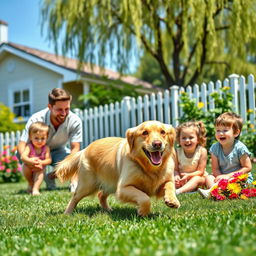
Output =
[
  {"x1": 142, "y1": 130, "x2": 148, "y2": 136},
  {"x1": 160, "y1": 130, "x2": 166, "y2": 135}
]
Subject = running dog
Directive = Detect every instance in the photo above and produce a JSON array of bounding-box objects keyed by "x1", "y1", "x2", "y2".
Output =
[{"x1": 56, "y1": 120, "x2": 180, "y2": 216}]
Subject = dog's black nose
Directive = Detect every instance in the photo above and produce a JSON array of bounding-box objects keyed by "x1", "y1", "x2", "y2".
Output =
[{"x1": 152, "y1": 140, "x2": 162, "y2": 149}]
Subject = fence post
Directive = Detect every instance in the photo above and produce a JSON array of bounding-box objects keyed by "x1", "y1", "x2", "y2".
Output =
[
  {"x1": 0, "y1": 133, "x2": 3, "y2": 152},
  {"x1": 170, "y1": 86, "x2": 179, "y2": 127},
  {"x1": 164, "y1": 90, "x2": 170, "y2": 124},
  {"x1": 248, "y1": 74, "x2": 255, "y2": 126},
  {"x1": 121, "y1": 96, "x2": 131, "y2": 137},
  {"x1": 201, "y1": 83, "x2": 207, "y2": 112},
  {"x1": 229, "y1": 74, "x2": 239, "y2": 113},
  {"x1": 239, "y1": 76, "x2": 247, "y2": 125},
  {"x1": 208, "y1": 81, "x2": 215, "y2": 110}
]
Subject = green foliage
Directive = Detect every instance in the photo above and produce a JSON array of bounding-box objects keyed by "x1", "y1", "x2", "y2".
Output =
[
  {"x1": 179, "y1": 87, "x2": 234, "y2": 149},
  {"x1": 240, "y1": 122, "x2": 256, "y2": 157},
  {"x1": 134, "y1": 52, "x2": 166, "y2": 87},
  {"x1": 0, "y1": 146, "x2": 22, "y2": 183},
  {"x1": 77, "y1": 83, "x2": 141, "y2": 108},
  {"x1": 0, "y1": 103, "x2": 24, "y2": 133},
  {"x1": 1, "y1": 174, "x2": 256, "y2": 255},
  {"x1": 41, "y1": 0, "x2": 256, "y2": 88}
]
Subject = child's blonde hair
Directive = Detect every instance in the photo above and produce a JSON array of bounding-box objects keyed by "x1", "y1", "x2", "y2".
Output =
[
  {"x1": 28, "y1": 122, "x2": 49, "y2": 137},
  {"x1": 176, "y1": 121, "x2": 207, "y2": 147},
  {"x1": 215, "y1": 112, "x2": 243, "y2": 138}
]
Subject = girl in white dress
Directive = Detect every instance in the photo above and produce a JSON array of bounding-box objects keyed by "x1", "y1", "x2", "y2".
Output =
[{"x1": 174, "y1": 121, "x2": 208, "y2": 195}]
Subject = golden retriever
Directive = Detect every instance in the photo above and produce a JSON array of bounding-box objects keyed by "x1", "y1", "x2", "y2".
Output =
[{"x1": 56, "y1": 120, "x2": 180, "y2": 216}]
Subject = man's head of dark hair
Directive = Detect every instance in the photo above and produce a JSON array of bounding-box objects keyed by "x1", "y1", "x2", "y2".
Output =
[{"x1": 48, "y1": 88, "x2": 72, "y2": 106}]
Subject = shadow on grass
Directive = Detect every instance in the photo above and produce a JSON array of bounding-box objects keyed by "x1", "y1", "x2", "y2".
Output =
[
  {"x1": 47, "y1": 204, "x2": 161, "y2": 220},
  {"x1": 15, "y1": 186, "x2": 69, "y2": 195}
]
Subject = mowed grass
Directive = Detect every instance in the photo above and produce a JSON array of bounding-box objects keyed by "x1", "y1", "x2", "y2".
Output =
[{"x1": 1, "y1": 166, "x2": 256, "y2": 256}]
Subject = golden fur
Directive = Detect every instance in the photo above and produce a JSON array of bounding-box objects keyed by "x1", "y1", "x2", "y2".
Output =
[{"x1": 56, "y1": 120, "x2": 180, "y2": 216}]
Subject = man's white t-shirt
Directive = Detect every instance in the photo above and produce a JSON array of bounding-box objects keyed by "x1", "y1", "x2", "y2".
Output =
[{"x1": 20, "y1": 108, "x2": 83, "y2": 150}]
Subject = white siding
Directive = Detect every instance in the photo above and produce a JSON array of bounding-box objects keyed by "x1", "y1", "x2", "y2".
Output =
[{"x1": 0, "y1": 54, "x2": 63, "y2": 114}]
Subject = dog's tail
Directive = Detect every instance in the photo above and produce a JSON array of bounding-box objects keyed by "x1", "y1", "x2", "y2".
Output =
[{"x1": 55, "y1": 150, "x2": 83, "y2": 183}]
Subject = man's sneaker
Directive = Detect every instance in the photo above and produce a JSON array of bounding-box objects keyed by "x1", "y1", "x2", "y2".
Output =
[
  {"x1": 44, "y1": 172, "x2": 57, "y2": 190},
  {"x1": 69, "y1": 182, "x2": 78, "y2": 193},
  {"x1": 198, "y1": 188, "x2": 211, "y2": 199}
]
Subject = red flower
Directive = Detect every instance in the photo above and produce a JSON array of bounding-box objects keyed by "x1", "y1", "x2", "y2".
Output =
[
  {"x1": 216, "y1": 194, "x2": 226, "y2": 200},
  {"x1": 250, "y1": 188, "x2": 256, "y2": 197},
  {"x1": 241, "y1": 188, "x2": 251, "y2": 197},
  {"x1": 218, "y1": 179, "x2": 228, "y2": 190},
  {"x1": 233, "y1": 172, "x2": 242, "y2": 178},
  {"x1": 211, "y1": 188, "x2": 219, "y2": 197},
  {"x1": 228, "y1": 177, "x2": 238, "y2": 183},
  {"x1": 229, "y1": 193, "x2": 239, "y2": 199}
]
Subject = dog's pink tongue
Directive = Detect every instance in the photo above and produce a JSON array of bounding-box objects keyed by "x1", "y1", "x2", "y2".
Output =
[{"x1": 150, "y1": 151, "x2": 162, "y2": 165}]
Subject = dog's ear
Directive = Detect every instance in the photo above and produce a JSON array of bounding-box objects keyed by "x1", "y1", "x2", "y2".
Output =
[
  {"x1": 126, "y1": 126, "x2": 137, "y2": 151},
  {"x1": 165, "y1": 124, "x2": 176, "y2": 147}
]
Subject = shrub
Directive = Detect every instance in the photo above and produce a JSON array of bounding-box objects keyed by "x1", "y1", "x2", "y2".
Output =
[
  {"x1": 0, "y1": 146, "x2": 22, "y2": 183},
  {"x1": 76, "y1": 82, "x2": 141, "y2": 108},
  {"x1": 0, "y1": 103, "x2": 24, "y2": 133},
  {"x1": 240, "y1": 121, "x2": 256, "y2": 158}
]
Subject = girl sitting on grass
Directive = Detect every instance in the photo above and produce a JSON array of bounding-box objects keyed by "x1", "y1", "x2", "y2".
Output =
[
  {"x1": 21, "y1": 122, "x2": 52, "y2": 195},
  {"x1": 198, "y1": 112, "x2": 253, "y2": 198},
  {"x1": 174, "y1": 121, "x2": 208, "y2": 195}
]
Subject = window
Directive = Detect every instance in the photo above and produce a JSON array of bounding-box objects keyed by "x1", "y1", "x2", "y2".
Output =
[
  {"x1": 8, "y1": 79, "x2": 32, "y2": 121},
  {"x1": 12, "y1": 89, "x2": 31, "y2": 117}
]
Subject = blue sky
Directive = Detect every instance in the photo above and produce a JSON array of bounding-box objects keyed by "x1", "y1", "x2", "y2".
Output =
[{"x1": 0, "y1": 0, "x2": 55, "y2": 53}]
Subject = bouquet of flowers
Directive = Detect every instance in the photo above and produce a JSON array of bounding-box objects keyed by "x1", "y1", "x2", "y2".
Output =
[
  {"x1": 210, "y1": 172, "x2": 256, "y2": 200},
  {"x1": 0, "y1": 145, "x2": 22, "y2": 183}
]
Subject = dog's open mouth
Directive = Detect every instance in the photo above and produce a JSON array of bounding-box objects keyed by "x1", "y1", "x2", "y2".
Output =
[{"x1": 143, "y1": 148, "x2": 163, "y2": 165}]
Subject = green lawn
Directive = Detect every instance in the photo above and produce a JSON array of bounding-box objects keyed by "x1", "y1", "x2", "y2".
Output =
[{"x1": 1, "y1": 167, "x2": 256, "y2": 256}]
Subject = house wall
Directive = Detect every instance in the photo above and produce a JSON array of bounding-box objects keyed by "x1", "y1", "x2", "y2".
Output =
[{"x1": 0, "y1": 54, "x2": 63, "y2": 115}]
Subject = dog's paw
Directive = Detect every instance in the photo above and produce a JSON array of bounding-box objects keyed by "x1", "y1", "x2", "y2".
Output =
[
  {"x1": 137, "y1": 201, "x2": 151, "y2": 217},
  {"x1": 164, "y1": 197, "x2": 181, "y2": 208}
]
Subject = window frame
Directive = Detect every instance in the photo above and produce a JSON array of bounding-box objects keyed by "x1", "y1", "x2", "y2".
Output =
[{"x1": 8, "y1": 79, "x2": 33, "y2": 122}]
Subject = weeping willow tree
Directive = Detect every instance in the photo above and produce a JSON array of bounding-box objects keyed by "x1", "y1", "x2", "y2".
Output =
[{"x1": 41, "y1": 0, "x2": 256, "y2": 88}]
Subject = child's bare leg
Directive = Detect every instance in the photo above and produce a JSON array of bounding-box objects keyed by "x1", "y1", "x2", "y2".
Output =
[
  {"x1": 32, "y1": 170, "x2": 44, "y2": 195},
  {"x1": 22, "y1": 165, "x2": 34, "y2": 193},
  {"x1": 70, "y1": 174, "x2": 78, "y2": 192},
  {"x1": 205, "y1": 175, "x2": 215, "y2": 189},
  {"x1": 176, "y1": 176, "x2": 205, "y2": 194}
]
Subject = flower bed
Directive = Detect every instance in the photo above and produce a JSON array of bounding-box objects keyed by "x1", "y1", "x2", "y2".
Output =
[{"x1": 0, "y1": 146, "x2": 22, "y2": 183}]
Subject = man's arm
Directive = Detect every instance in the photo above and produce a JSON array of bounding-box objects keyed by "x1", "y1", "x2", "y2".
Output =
[{"x1": 70, "y1": 142, "x2": 80, "y2": 154}]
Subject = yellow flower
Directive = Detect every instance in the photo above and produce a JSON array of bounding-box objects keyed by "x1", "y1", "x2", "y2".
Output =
[
  {"x1": 198, "y1": 102, "x2": 204, "y2": 109},
  {"x1": 237, "y1": 173, "x2": 248, "y2": 181},
  {"x1": 3, "y1": 145, "x2": 10, "y2": 150},
  {"x1": 210, "y1": 185, "x2": 218, "y2": 192},
  {"x1": 223, "y1": 86, "x2": 230, "y2": 91},
  {"x1": 227, "y1": 183, "x2": 241, "y2": 194},
  {"x1": 11, "y1": 146, "x2": 18, "y2": 152},
  {"x1": 249, "y1": 124, "x2": 254, "y2": 129},
  {"x1": 240, "y1": 194, "x2": 248, "y2": 200},
  {"x1": 247, "y1": 109, "x2": 253, "y2": 113},
  {"x1": 252, "y1": 181, "x2": 256, "y2": 186}
]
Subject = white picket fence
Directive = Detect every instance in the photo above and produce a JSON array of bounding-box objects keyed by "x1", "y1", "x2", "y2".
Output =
[{"x1": 0, "y1": 74, "x2": 255, "y2": 151}]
